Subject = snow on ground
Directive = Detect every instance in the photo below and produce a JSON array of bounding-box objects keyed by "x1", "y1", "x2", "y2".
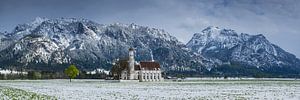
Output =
[
  {"x1": 0, "y1": 69, "x2": 27, "y2": 75},
  {"x1": 0, "y1": 79, "x2": 300, "y2": 100},
  {"x1": 0, "y1": 85, "x2": 56, "y2": 100}
]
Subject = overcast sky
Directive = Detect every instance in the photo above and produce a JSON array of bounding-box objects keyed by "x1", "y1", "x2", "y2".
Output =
[{"x1": 0, "y1": 0, "x2": 300, "y2": 58}]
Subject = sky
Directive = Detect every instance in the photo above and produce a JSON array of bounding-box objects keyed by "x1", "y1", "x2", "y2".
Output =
[{"x1": 0, "y1": 0, "x2": 300, "y2": 58}]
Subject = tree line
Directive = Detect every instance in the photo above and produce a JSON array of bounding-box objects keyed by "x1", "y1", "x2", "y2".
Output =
[{"x1": 0, "y1": 65, "x2": 107, "y2": 81}]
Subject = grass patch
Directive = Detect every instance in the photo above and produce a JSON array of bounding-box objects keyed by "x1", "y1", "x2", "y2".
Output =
[{"x1": 0, "y1": 86, "x2": 57, "y2": 100}]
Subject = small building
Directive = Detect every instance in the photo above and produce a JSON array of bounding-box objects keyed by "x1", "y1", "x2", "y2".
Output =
[{"x1": 110, "y1": 48, "x2": 163, "y2": 82}]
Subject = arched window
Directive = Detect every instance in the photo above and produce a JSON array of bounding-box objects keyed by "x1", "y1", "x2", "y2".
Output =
[
  {"x1": 147, "y1": 73, "x2": 149, "y2": 79},
  {"x1": 136, "y1": 72, "x2": 139, "y2": 79}
]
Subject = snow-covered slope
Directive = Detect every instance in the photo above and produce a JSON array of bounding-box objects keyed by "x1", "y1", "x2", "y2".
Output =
[
  {"x1": 0, "y1": 33, "x2": 13, "y2": 51},
  {"x1": 1, "y1": 18, "x2": 299, "y2": 76},
  {"x1": 187, "y1": 26, "x2": 300, "y2": 75},
  {"x1": 0, "y1": 18, "x2": 205, "y2": 71}
]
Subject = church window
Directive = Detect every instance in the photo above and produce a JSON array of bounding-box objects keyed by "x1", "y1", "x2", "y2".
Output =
[{"x1": 147, "y1": 73, "x2": 149, "y2": 79}]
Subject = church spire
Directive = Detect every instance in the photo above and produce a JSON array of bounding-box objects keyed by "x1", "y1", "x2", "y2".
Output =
[{"x1": 150, "y1": 49, "x2": 154, "y2": 62}]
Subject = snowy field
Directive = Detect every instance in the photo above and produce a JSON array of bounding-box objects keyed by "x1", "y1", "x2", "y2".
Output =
[{"x1": 0, "y1": 79, "x2": 300, "y2": 100}]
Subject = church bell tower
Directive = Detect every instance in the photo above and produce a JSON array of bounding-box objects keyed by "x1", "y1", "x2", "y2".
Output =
[{"x1": 128, "y1": 47, "x2": 135, "y2": 79}]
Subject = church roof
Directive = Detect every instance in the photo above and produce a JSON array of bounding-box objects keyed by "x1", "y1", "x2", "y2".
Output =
[
  {"x1": 139, "y1": 61, "x2": 160, "y2": 70},
  {"x1": 134, "y1": 65, "x2": 141, "y2": 70},
  {"x1": 113, "y1": 59, "x2": 160, "y2": 71}
]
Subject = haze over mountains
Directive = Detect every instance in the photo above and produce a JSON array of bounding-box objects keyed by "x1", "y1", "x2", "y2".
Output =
[{"x1": 0, "y1": 18, "x2": 299, "y2": 77}]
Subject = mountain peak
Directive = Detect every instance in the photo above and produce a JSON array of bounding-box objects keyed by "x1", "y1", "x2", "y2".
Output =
[
  {"x1": 187, "y1": 26, "x2": 300, "y2": 74},
  {"x1": 203, "y1": 26, "x2": 220, "y2": 30},
  {"x1": 202, "y1": 26, "x2": 221, "y2": 34},
  {"x1": 255, "y1": 34, "x2": 266, "y2": 39},
  {"x1": 109, "y1": 22, "x2": 145, "y2": 30},
  {"x1": 199, "y1": 26, "x2": 238, "y2": 38},
  {"x1": 0, "y1": 17, "x2": 196, "y2": 72},
  {"x1": 31, "y1": 17, "x2": 48, "y2": 25}
]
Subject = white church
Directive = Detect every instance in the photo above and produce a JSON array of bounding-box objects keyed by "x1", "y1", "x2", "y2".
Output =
[{"x1": 110, "y1": 48, "x2": 163, "y2": 82}]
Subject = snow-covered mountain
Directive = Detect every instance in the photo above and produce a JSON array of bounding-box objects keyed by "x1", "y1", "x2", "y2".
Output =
[
  {"x1": 0, "y1": 18, "x2": 206, "y2": 71},
  {"x1": 0, "y1": 18, "x2": 299, "y2": 76},
  {"x1": 187, "y1": 26, "x2": 300, "y2": 76},
  {"x1": 0, "y1": 33, "x2": 13, "y2": 51}
]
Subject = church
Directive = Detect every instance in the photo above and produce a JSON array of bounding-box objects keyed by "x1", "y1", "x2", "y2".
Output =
[{"x1": 110, "y1": 48, "x2": 163, "y2": 82}]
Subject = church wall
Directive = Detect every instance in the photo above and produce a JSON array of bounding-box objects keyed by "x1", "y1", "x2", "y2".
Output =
[
  {"x1": 120, "y1": 69, "x2": 163, "y2": 82},
  {"x1": 139, "y1": 70, "x2": 163, "y2": 82}
]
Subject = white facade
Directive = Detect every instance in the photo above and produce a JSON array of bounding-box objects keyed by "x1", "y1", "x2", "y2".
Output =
[
  {"x1": 120, "y1": 68, "x2": 163, "y2": 82},
  {"x1": 118, "y1": 48, "x2": 163, "y2": 82},
  {"x1": 139, "y1": 69, "x2": 163, "y2": 82}
]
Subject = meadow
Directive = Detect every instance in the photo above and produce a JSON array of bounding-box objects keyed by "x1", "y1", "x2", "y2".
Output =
[{"x1": 0, "y1": 78, "x2": 300, "y2": 100}]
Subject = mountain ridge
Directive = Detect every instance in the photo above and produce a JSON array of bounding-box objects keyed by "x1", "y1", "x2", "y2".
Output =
[
  {"x1": 0, "y1": 18, "x2": 299, "y2": 77},
  {"x1": 0, "y1": 18, "x2": 207, "y2": 73},
  {"x1": 187, "y1": 26, "x2": 300, "y2": 76}
]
